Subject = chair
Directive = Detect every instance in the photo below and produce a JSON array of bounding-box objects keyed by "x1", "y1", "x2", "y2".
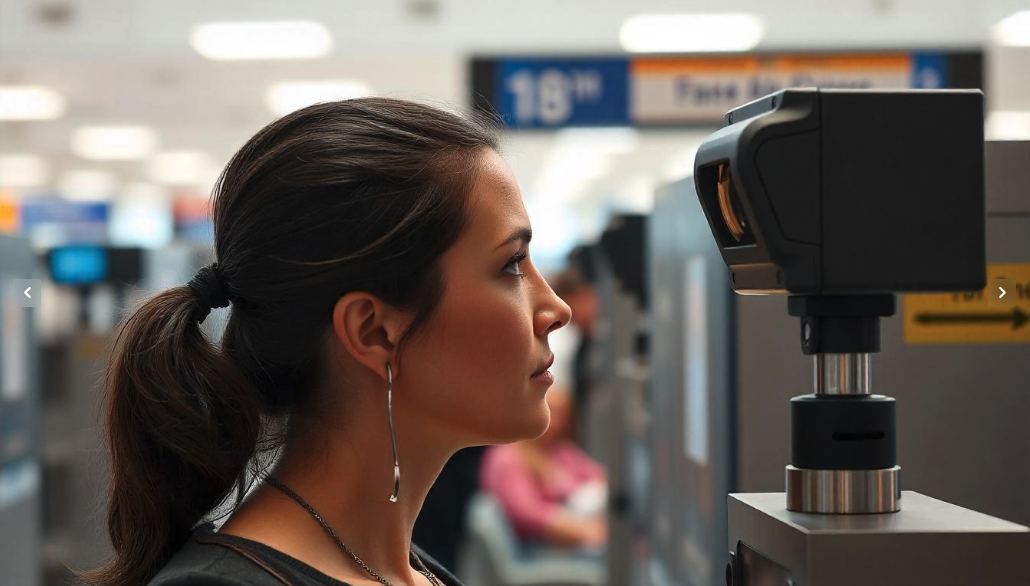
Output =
[{"x1": 456, "y1": 492, "x2": 605, "y2": 586}]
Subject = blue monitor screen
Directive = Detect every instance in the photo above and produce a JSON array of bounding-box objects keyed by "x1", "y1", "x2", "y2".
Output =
[{"x1": 49, "y1": 246, "x2": 108, "y2": 285}]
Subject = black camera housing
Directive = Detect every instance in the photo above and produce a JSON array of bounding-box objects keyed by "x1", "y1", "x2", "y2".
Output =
[{"x1": 693, "y1": 88, "x2": 986, "y2": 295}]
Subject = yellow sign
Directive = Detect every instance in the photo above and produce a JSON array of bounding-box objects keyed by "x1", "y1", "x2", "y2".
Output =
[
  {"x1": 904, "y1": 264, "x2": 1030, "y2": 344},
  {"x1": 0, "y1": 191, "x2": 17, "y2": 234}
]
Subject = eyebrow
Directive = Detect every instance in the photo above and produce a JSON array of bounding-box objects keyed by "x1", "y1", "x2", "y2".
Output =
[{"x1": 495, "y1": 227, "x2": 533, "y2": 250}]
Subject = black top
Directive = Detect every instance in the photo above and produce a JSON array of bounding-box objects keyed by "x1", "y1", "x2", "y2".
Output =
[
  {"x1": 411, "y1": 446, "x2": 485, "y2": 570},
  {"x1": 148, "y1": 523, "x2": 465, "y2": 586}
]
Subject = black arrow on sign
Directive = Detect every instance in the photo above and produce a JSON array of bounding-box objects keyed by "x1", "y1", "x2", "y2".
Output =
[{"x1": 916, "y1": 307, "x2": 1029, "y2": 330}]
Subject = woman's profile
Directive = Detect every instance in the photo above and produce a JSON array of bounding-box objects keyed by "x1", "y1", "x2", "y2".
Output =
[{"x1": 82, "y1": 98, "x2": 572, "y2": 586}]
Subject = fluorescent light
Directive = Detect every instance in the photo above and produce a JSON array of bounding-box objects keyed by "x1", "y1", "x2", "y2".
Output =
[
  {"x1": 620, "y1": 13, "x2": 765, "y2": 53},
  {"x1": 266, "y1": 80, "x2": 372, "y2": 116},
  {"x1": 58, "y1": 170, "x2": 117, "y2": 201},
  {"x1": 986, "y1": 111, "x2": 1030, "y2": 140},
  {"x1": 147, "y1": 151, "x2": 213, "y2": 185},
  {"x1": 190, "y1": 21, "x2": 333, "y2": 61},
  {"x1": 0, "y1": 85, "x2": 66, "y2": 120},
  {"x1": 71, "y1": 126, "x2": 159, "y2": 161},
  {"x1": 992, "y1": 11, "x2": 1030, "y2": 46},
  {"x1": 0, "y1": 155, "x2": 50, "y2": 188}
]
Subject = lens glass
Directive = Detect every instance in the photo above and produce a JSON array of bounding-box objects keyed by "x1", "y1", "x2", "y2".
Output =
[{"x1": 717, "y1": 163, "x2": 748, "y2": 243}]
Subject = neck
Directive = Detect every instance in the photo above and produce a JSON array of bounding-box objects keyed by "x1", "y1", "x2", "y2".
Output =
[{"x1": 260, "y1": 394, "x2": 457, "y2": 585}]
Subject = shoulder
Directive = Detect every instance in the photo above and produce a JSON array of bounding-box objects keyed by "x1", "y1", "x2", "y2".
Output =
[
  {"x1": 148, "y1": 525, "x2": 464, "y2": 586},
  {"x1": 148, "y1": 533, "x2": 289, "y2": 586}
]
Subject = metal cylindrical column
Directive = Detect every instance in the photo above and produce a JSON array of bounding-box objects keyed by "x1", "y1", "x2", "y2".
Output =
[
  {"x1": 815, "y1": 353, "x2": 871, "y2": 395},
  {"x1": 788, "y1": 352, "x2": 901, "y2": 514},
  {"x1": 786, "y1": 466, "x2": 901, "y2": 513}
]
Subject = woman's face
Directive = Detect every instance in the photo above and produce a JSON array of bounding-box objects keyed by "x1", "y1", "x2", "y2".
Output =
[{"x1": 397, "y1": 149, "x2": 572, "y2": 446}]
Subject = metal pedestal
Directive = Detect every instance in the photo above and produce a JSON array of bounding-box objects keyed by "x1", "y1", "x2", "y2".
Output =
[{"x1": 727, "y1": 492, "x2": 1030, "y2": 586}]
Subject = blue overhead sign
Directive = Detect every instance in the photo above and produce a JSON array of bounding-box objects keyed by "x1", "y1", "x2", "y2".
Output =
[
  {"x1": 911, "y1": 53, "x2": 950, "y2": 88},
  {"x1": 20, "y1": 200, "x2": 110, "y2": 245},
  {"x1": 20, "y1": 200, "x2": 108, "y2": 226},
  {"x1": 496, "y1": 58, "x2": 629, "y2": 128},
  {"x1": 475, "y1": 51, "x2": 980, "y2": 128}
]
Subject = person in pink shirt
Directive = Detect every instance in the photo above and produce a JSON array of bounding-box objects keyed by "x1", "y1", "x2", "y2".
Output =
[{"x1": 480, "y1": 386, "x2": 608, "y2": 553}]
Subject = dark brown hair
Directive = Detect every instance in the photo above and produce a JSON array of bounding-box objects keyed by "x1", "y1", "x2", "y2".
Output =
[{"x1": 82, "y1": 98, "x2": 498, "y2": 586}]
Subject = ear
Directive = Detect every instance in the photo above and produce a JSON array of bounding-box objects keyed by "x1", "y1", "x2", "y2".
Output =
[{"x1": 331, "y1": 292, "x2": 407, "y2": 381}]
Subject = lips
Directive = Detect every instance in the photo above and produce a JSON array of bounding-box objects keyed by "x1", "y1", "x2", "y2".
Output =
[{"x1": 532, "y1": 353, "x2": 555, "y2": 377}]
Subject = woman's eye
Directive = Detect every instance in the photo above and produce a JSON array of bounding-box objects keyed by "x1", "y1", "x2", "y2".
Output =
[{"x1": 503, "y1": 252, "x2": 528, "y2": 276}]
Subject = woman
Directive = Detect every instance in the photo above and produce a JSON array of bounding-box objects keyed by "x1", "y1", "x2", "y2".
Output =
[
  {"x1": 480, "y1": 386, "x2": 608, "y2": 553},
  {"x1": 83, "y1": 98, "x2": 571, "y2": 586}
]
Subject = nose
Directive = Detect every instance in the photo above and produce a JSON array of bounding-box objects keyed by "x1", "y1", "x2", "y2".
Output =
[{"x1": 534, "y1": 273, "x2": 572, "y2": 336}]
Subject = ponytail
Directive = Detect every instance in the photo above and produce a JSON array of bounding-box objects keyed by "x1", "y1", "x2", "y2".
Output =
[{"x1": 81, "y1": 287, "x2": 261, "y2": 586}]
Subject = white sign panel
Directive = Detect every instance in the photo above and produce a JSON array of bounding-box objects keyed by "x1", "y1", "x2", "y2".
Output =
[{"x1": 632, "y1": 56, "x2": 923, "y2": 124}]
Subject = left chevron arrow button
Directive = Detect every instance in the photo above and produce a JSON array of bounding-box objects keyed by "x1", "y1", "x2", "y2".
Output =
[{"x1": 13, "y1": 279, "x2": 41, "y2": 308}]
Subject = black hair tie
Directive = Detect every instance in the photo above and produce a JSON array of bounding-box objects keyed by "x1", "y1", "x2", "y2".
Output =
[{"x1": 187, "y1": 263, "x2": 231, "y2": 323}]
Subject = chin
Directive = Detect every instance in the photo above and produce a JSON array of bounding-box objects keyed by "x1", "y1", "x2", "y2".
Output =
[
  {"x1": 482, "y1": 406, "x2": 552, "y2": 445},
  {"x1": 453, "y1": 389, "x2": 551, "y2": 446},
  {"x1": 495, "y1": 418, "x2": 550, "y2": 445},
  {"x1": 527, "y1": 401, "x2": 553, "y2": 440}
]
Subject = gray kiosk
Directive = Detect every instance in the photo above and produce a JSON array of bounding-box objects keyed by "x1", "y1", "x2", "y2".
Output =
[
  {"x1": 648, "y1": 90, "x2": 1029, "y2": 586},
  {"x1": 0, "y1": 235, "x2": 42, "y2": 586},
  {"x1": 693, "y1": 89, "x2": 1028, "y2": 585}
]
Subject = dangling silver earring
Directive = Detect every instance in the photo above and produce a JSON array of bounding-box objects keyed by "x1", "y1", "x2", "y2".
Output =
[{"x1": 386, "y1": 363, "x2": 400, "y2": 503}]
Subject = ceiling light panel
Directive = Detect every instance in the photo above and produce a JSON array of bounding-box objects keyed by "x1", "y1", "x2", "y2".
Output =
[
  {"x1": 71, "y1": 126, "x2": 159, "y2": 161},
  {"x1": 266, "y1": 80, "x2": 373, "y2": 116},
  {"x1": 190, "y1": 21, "x2": 334, "y2": 60},
  {"x1": 0, "y1": 86, "x2": 67, "y2": 120},
  {"x1": 620, "y1": 14, "x2": 765, "y2": 53},
  {"x1": 992, "y1": 11, "x2": 1030, "y2": 46}
]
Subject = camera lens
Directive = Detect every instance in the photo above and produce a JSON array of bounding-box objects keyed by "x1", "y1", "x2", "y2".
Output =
[{"x1": 717, "y1": 163, "x2": 748, "y2": 243}]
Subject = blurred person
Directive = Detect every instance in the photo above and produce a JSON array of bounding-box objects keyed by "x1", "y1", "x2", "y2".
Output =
[
  {"x1": 83, "y1": 98, "x2": 571, "y2": 586},
  {"x1": 480, "y1": 386, "x2": 608, "y2": 556},
  {"x1": 550, "y1": 245, "x2": 601, "y2": 443}
]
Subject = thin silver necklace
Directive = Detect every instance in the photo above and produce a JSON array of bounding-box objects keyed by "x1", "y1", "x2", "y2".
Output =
[{"x1": 263, "y1": 476, "x2": 443, "y2": 586}]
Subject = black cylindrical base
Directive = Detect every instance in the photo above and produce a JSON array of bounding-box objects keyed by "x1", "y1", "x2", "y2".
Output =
[{"x1": 791, "y1": 394, "x2": 896, "y2": 470}]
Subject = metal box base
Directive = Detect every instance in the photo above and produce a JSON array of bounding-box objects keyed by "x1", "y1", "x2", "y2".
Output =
[{"x1": 728, "y1": 491, "x2": 1030, "y2": 586}]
